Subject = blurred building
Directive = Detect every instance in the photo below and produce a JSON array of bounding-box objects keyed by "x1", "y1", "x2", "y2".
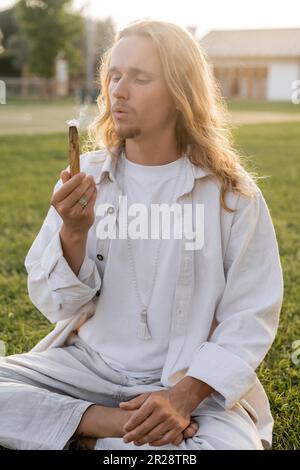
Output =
[{"x1": 200, "y1": 28, "x2": 300, "y2": 101}]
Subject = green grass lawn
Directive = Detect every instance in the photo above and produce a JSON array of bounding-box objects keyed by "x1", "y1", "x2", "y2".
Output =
[
  {"x1": 5, "y1": 95, "x2": 81, "y2": 106},
  {"x1": 0, "y1": 123, "x2": 299, "y2": 449},
  {"x1": 227, "y1": 99, "x2": 300, "y2": 114},
  {"x1": 6, "y1": 96, "x2": 300, "y2": 113}
]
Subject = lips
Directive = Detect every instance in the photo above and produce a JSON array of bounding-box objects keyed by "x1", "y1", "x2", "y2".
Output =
[
  {"x1": 112, "y1": 105, "x2": 130, "y2": 114},
  {"x1": 113, "y1": 110, "x2": 128, "y2": 115}
]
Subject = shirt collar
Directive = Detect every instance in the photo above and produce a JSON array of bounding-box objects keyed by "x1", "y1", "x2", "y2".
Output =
[
  {"x1": 92, "y1": 146, "x2": 213, "y2": 191},
  {"x1": 88, "y1": 146, "x2": 121, "y2": 185}
]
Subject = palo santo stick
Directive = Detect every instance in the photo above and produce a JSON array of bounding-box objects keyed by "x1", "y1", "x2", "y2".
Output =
[{"x1": 68, "y1": 125, "x2": 80, "y2": 176}]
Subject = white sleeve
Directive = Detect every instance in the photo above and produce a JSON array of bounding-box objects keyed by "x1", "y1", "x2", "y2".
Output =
[
  {"x1": 24, "y1": 178, "x2": 101, "y2": 324},
  {"x1": 186, "y1": 187, "x2": 284, "y2": 409}
]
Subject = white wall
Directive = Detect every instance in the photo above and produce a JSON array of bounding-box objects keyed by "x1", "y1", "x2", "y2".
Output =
[{"x1": 267, "y1": 61, "x2": 300, "y2": 101}]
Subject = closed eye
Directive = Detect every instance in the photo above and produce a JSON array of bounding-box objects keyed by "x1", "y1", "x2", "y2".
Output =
[
  {"x1": 135, "y1": 79, "x2": 150, "y2": 84},
  {"x1": 111, "y1": 76, "x2": 150, "y2": 84}
]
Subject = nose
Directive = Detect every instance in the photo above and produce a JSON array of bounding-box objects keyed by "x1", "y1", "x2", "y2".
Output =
[{"x1": 112, "y1": 77, "x2": 129, "y2": 100}]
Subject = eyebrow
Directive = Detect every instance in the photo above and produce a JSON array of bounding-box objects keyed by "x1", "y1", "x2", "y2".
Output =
[{"x1": 108, "y1": 66, "x2": 155, "y2": 77}]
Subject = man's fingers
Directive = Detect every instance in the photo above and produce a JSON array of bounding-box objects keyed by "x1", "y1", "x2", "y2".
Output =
[
  {"x1": 148, "y1": 427, "x2": 181, "y2": 447},
  {"x1": 53, "y1": 174, "x2": 95, "y2": 209},
  {"x1": 123, "y1": 410, "x2": 158, "y2": 442},
  {"x1": 183, "y1": 420, "x2": 198, "y2": 438},
  {"x1": 71, "y1": 184, "x2": 96, "y2": 211},
  {"x1": 123, "y1": 399, "x2": 153, "y2": 433},
  {"x1": 134, "y1": 421, "x2": 179, "y2": 446},
  {"x1": 171, "y1": 433, "x2": 184, "y2": 445},
  {"x1": 52, "y1": 172, "x2": 86, "y2": 204},
  {"x1": 146, "y1": 420, "x2": 198, "y2": 446},
  {"x1": 183, "y1": 426, "x2": 196, "y2": 438},
  {"x1": 60, "y1": 170, "x2": 71, "y2": 184},
  {"x1": 63, "y1": 176, "x2": 96, "y2": 209},
  {"x1": 120, "y1": 392, "x2": 150, "y2": 411}
]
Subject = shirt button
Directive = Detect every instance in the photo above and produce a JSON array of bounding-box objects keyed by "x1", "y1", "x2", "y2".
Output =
[
  {"x1": 107, "y1": 206, "x2": 115, "y2": 214},
  {"x1": 97, "y1": 254, "x2": 104, "y2": 261}
]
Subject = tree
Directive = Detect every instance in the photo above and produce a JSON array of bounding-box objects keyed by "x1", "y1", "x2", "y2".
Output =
[
  {"x1": 0, "y1": 28, "x2": 4, "y2": 56},
  {"x1": 16, "y1": 0, "x2": 84, "y2": 78},
  {"x1": 0, "y1": 7, "x2": 19, "y2": 48},
  {"x1": 0, "y1": 6, "x2": 25, "y2": 76}
]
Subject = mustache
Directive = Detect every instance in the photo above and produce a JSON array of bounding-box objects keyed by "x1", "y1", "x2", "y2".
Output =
[{"x1": 111, "y1": 104, "x2": 132, "y2": 113}]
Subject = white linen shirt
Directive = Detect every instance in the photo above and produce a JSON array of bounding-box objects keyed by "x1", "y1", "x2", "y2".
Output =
[
  {"x1": 24, "y1": 147, "x2": 284, "y2": 449},
  {"x1": 77, "y1": 153, "x2": 184, "y2": 379}
]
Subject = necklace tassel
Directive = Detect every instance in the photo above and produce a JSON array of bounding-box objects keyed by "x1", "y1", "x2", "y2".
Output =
[{"x1": 137, "y1": 311, "x2": 152, "y2": 340}]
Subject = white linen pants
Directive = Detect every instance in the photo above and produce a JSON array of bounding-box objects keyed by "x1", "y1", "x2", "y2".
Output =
[{"x1": 0, "y1": 333, "x2": 263, "y2": 450}]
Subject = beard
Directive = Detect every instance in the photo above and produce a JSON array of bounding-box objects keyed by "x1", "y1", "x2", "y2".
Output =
[{"x1": 114, "y1": 123, "x2": 141, "y2": 139}]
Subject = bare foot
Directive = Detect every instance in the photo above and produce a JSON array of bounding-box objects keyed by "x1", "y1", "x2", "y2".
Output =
[{"x1": 69, "y1": 437, "x2": 98, "y2": 450}]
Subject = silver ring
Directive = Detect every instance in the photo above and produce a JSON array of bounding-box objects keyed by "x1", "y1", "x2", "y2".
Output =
[{"x1": 78, "y1": 197, "x2": 88, "y2": 208}]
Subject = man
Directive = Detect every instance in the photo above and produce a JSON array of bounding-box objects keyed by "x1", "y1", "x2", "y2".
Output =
[{"x1": 0, "y1": 20, "x2": 283, "y2": 450}]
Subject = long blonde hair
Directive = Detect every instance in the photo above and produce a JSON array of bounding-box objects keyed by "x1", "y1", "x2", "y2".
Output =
[{"x1": 85, "y1": 19, "x2": 258, "y2": 212}]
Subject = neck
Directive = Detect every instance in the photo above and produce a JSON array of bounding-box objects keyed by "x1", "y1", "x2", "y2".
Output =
[{"x1": 124, "y1": 135, "x2": 180, "y2": 166}]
